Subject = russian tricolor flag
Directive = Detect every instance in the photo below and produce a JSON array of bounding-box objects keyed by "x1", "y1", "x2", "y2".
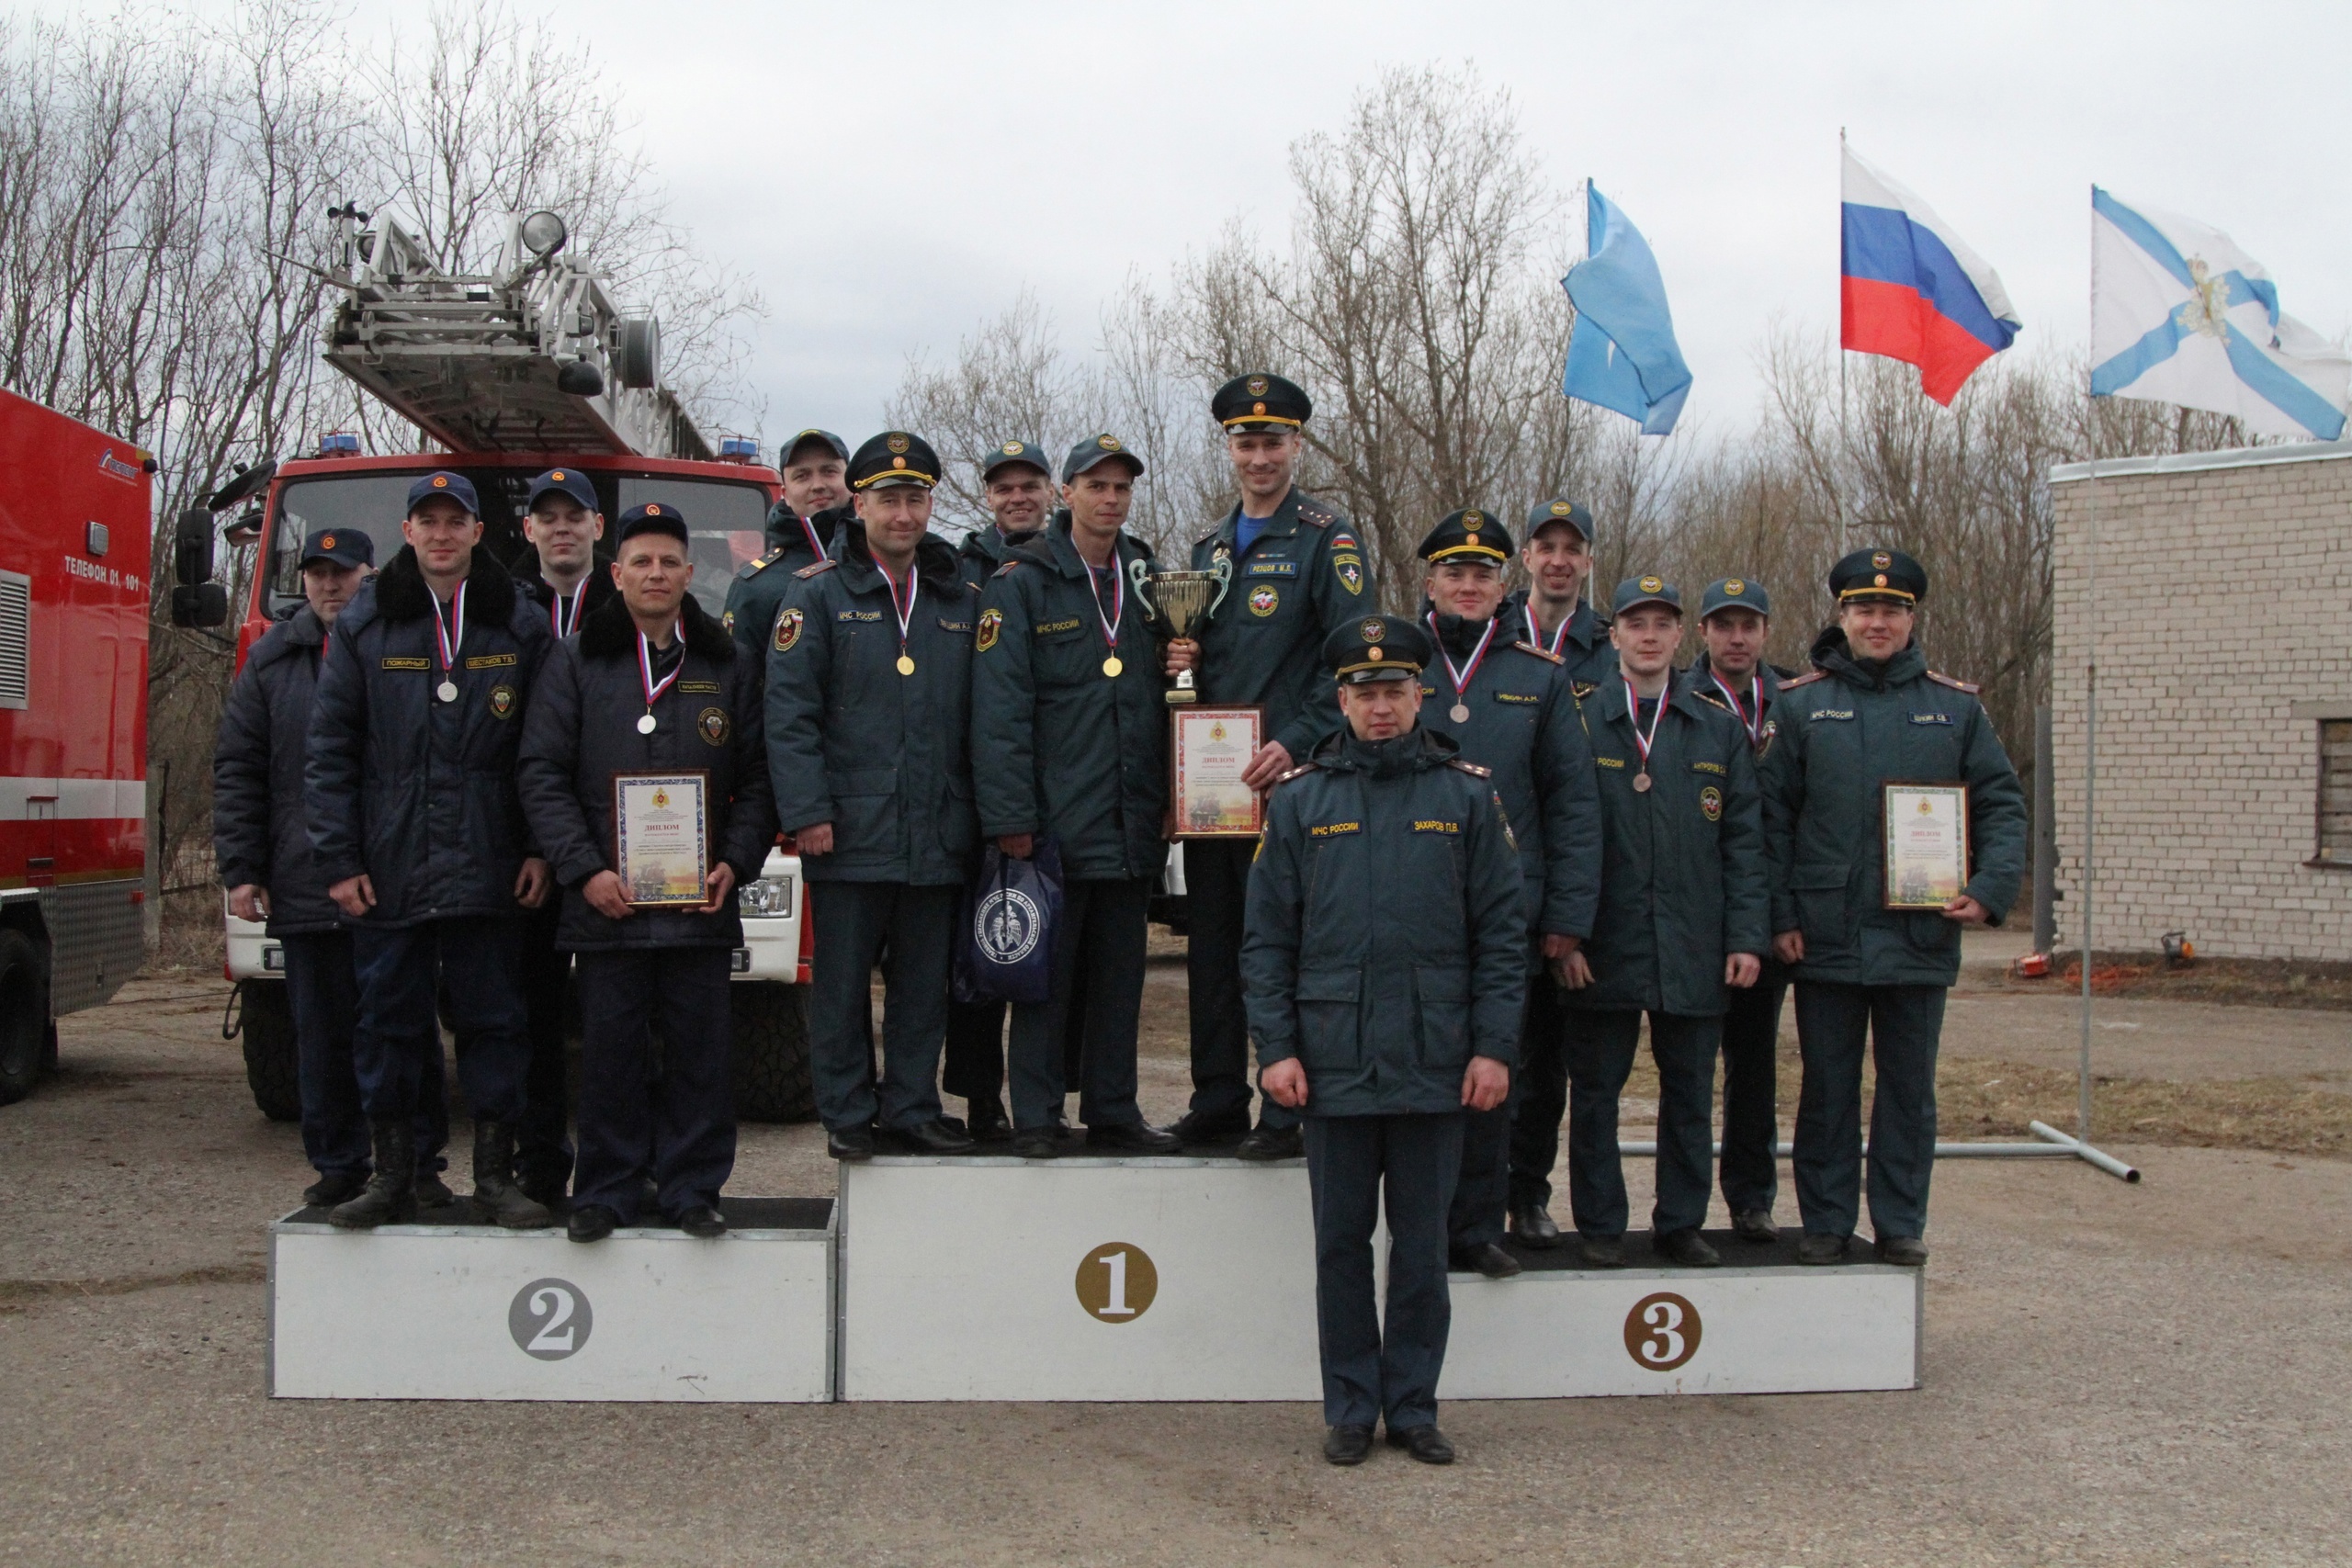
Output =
[{"x1": 1841, "y1": 146, "x2": 2021, "y2": 404}]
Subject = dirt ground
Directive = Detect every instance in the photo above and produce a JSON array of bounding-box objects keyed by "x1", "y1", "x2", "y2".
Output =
[{"x1": 2, "y1": 931, "x2": 2347, "y2": 1567}]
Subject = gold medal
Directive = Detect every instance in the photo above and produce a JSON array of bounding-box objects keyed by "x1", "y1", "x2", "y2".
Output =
[
  {"x1": 1102, "y1": 655, "x2": 1123, "y2": 678},
  {"x1": 896, "y1": 654, "x2": 915, "y2": 676},
  {"x1": 1632, "y1": 772, "x2": 1652, "y2": 793}
]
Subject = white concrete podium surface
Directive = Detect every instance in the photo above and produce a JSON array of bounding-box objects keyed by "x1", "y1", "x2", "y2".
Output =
[
  {"x1": 1441, "y1": 1230, "x2": 1922, "y2": 1399},
  {"x1": 268, "y1": 1197, "x2": 835, "y2": 1402},
  {"x1": 836, "y1": 1156, "x2": 1329, "y2": 1402}
]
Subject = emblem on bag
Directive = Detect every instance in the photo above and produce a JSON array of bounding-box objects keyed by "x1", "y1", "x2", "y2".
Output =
[
  {"x1": 974, "y1": 884, "x2": 1042, "y2": 964},
  {"x1": 1623, "y1": 1291, "x2": 1700, "y2": 1371},
  {"x1": 698, "y1": 707, "x2": 729, "y2": 745},
  {"x1": 1075, "y1": 1243, "x2": 1159, "y2": 1324},
  {"x1": 488, "y1": 682, "x2": 516, "y2": 719},
  {"x1": 510, "y1": 1278, "x2": 593, "y2": 1360}
]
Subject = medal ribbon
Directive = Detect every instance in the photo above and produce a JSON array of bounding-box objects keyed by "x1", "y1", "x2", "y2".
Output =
[
  {"x1": 1522, "y1": 601, "x2": 1571, "y2": 659},
  {"x1": 1426, "y1": 612, "x2": 1498, "y2": 704},
  {"x1": 1624, "y1": 679, "x2": 1667, "y2": 773},
  {"x1": 638, "y1": 624, "x2": 684, "y2": 710},
  {"x1": 1089, "y1": 559, "x2": 1124, "y2": 651},
  {"x1": 799, "y1": 513, "x2": 828, "y2": 560},
  {"x1": 880, "y1": 558, "x2": 920, "y2": 662},
  {"x1": 428, "y1": 581, "x2": 467, "y2": 679},
  {"x1": 1711, "y1": 670, "x2": 1766, "y2": 746},
  {"x1": 548, "y1": 584, "x2": 585, "y2": 639}
]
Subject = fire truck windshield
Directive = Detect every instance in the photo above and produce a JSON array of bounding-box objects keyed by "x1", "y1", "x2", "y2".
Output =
[{"x1": 266, "y1": 470, "x2": 772, "y2": 619}]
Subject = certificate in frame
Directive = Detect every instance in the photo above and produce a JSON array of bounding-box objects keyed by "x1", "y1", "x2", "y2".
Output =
[
  {"x1": 614, "y1": 771, "x2": 710, "y2": 907},
  {"x1": 1881, "y1": 781, "x2": 1970, "y2": 910},
  {"x1": 1170, "y1": 706, "x2": 1265, "y2": 839}
]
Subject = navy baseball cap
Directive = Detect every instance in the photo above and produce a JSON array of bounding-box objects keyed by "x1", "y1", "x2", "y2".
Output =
[
  {"x1": 616, "y1": 501, "x2": 689, "y2": 545},
  {"x1": 526, "y1": 468, "x2": 598, "y2": 513},
  {"x1": 406, "y1": 470, "x2": 480, "y2": 516},
  {"x1": 1527, "y1": 497, "x2": 1595, "y2": 542},
  {"x1": 981, "y1": 439, "x2": 1052, "y2": 480},
  {"x1": 299, "y1": 528, "x2": 374, "y2": 569},
  {"x1": 1611, "y1": 575, "x2": 1682, "y2": 616},
  {"x1": 1700, "y1": 577, "x2": 1770, "y2": 619},
  {"x1": 1061, "y1": 433, "x2": 1144, "y2": 483},
  {"x1": 781, "y1": 429, "x2": 850, "y2": 468}
]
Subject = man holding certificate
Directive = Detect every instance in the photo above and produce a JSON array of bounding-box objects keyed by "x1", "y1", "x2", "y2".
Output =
[
  {"x1": 517, "y1": 503, "x2": 776, "y2": 1241},
  {"x1": 1759, "y1": 548, "x2": 2026, "y2": 1268},
  {"x1": 971, "y1": 434, "x2": 1183, "y2": 1159}
]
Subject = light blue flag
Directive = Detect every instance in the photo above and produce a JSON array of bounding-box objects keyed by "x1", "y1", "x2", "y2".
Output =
[{"x1": 1562, "y1": 185, "x2": 1692, "y2": 435}]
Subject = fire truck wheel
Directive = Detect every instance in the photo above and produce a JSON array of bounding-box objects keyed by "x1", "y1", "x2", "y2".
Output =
[
  {"x1": 237, "y1": 981, "x2": 302, "y2": 1123},
  {"x1": 0, "y1": 929, "x2": 50, "y2": 1106},
  {"x1": 731, "y1": 982, "x2": 814, "y2": 1123}
]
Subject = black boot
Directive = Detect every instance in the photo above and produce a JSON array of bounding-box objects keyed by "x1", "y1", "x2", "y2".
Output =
[
  {"x1": 470, "y1": 1120, "x2": 554, "y2": 1229},
  {"x1": 329, "y1": 1119, "x2": 416, "y2": 1229}
]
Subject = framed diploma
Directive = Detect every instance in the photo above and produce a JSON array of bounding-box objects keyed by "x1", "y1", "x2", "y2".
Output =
[
  {"x1": 1882, "y1": 782, "x2": 1970, "y2": 910},
  {"x1": 1170, "y1": 706, "x2": 1264, "y2": 839},
  {"x1": 614, "y1": 772, "x2": 710, "y2": 907}
]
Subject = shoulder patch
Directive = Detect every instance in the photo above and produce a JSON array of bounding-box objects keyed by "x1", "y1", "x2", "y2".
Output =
[
  {"x1": 1510, "y1": 639, "x2": 1564, "y2": 665},
  {"x1": 794, "y1": 558, "x2": 837, "y2": 580},
  {"x1": 1777, "y1": 671, "x2": 1828, "y2": 690},
  {"x1": 1446, "y1": 759, "x2": 1493, "y2": 779},
  {"x1": 1273, "y1": 762, "x2": 1321, "y2": 785},
  {"x1": 1927, "y1": 670, "x2": 1982, "y2": 694}
]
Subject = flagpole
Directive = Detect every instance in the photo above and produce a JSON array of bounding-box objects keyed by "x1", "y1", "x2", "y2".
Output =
[
  {"x1": 2079, "y1": 182, "x2": 2098, "y2": 1145},
  {"x1": 1837, "y1": 128, "x2": 1850, "y2": 559}
]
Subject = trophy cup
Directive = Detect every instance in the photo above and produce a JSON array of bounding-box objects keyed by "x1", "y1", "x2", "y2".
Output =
[{"x1": 1127, "y1": 558, "x2": 1231, "y2": 705}]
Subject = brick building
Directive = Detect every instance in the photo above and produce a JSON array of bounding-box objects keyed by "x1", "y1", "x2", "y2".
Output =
[{"x1": 2049, "y1": 440, "x2": 2352, "y2": 962}]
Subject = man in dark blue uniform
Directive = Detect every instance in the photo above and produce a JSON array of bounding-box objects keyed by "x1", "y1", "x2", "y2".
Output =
[
  {"x1": 764, "y1": 432, "x2": 978, "y2": 1160},
  {"x1": 722, "y1": 428, "x2": 852, "y2": 653},
  {"x1": 1761, "y1": 548, "x2": 2027, "y2": 1267},
  {"x1": 518, "y1": 502, "x2": 777, "y2": 1241},
  {"x1": 1679, "y1": 577, "x2": 1799, "y2": 1243},
  {"x1": 1504, "y1": 499, "x2": 1616, "y2": 690},
  {"x1": 214, "y1": 529, "x2": 450, "y2": 1209},
  {"x1": 1407, "y1": 509, "x2": 1601, "y2": 1277},
  {"x1": 1558, "y1": 577, "x2": 1769, "y2": 1269},
  {"x1": 1163, "y1": 372, "x2": 1363, "y2": 1160},
  {"x1": 305, "y1": 471, "x2": 555, "y2": 1229},
  {"x1": 972, "y1": 435, "x2": 1184, "y2": 1159},
  {"x1": 1245, "y1": 615, "x2": 1524, "y2": 1466}
]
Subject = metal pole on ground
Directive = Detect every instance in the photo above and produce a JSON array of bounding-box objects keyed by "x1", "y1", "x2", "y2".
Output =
[
  {"x1": 2080, "y1": 183, "x2": 2101, "y2": 1146},
  {"x1": 2033, "y1": 705, "x2": 2056, "y2": 953}
]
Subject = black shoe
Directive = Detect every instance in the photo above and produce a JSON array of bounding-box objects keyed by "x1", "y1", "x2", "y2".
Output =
[
  {"x1": 1322, "y1": 1424, "x2": 1375, "y2": 1465},
  {"x1": 676, "y1": 1204, "x2": 728, "y2": 1239},
  {"x1": 1085, "y1": 1121, "x2": 1183, "y2": 1155},
  {"x1": 1170, "y1": 1109, "x2": 1249, "y2": 1145},
  {"x1": 1451, "y1": 1242, "x2": 1522, "y2": 1280},
  {"x1": 1385, "y1": 1425, "x2": 1455, "y2": 1465},
  {"x1": 1509, "y1": 1204, "x2": 1562, "y2": 1247},
  {"x1": 329, "y1": 1118, "x2": 416, "y2": 1230},
  {"x1": 1577, "y1": 1233, "x2": 1626, "y2": 1269},
  {"x1": 303, "y1": 1170, "x2": 366, "y2": 1209},
  {"x1": 827, "y1": 1125, "x2": 876, "y2": 1162},
  {"x1": 1655, "y1": 1228, "x2": 1722, "y2": 1268},
  {"x1": 413, "y1": 1171, "x2": 457, "y2": 1208},
  {"x1": 1796, "y1": 1233, "x2": 1849, "y2": 1266},
  {"x1": 1873, "y1": 1234, "x2": 1929, "y2": 1268},
  {"x1": 882, "y1": 1118, "x2": 978, "y2": 1156},
  {"x1": 567, "y1": 1203, "x2": 617, "y2": 1243},
  {"x1": 1235, "y1": 1124, "x2": 1304, "y2": 1162},
  {"x1": 469, "y1": 1120, "x2": 554, "y2": 1229},
  {"x1": 517, "y1": 1168, "x2": 569, "y2": 1209},
  {"x1": 966, "y1": 1096, "x2": 1013, "y2": 1144},
  {"x1": 1732, "y1": 1207, "x2": 1778, "y2": 1244},
  {"x1": 1012, "y1": 1125, "x2": 1060, "y2": 1160}
]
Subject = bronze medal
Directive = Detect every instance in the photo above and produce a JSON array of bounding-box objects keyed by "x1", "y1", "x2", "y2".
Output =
[
  {"x1": 1632, "y1": 771, "x2": 1652, "y2": 793},
  {"x1": 1449, "y1": 703, "x2": 1470, "y2": 725}
]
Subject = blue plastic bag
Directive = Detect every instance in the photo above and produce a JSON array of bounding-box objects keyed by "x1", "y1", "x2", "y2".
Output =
[{"x1": 953, "y1": 839, "x2": 1063, "y2": 1006}]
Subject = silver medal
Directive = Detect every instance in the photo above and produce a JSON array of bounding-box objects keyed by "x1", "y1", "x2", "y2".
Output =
[
  {"x1": 637, "y1": 713, "x2": 657, "y2": 735},
  {"x1": 436, "y1": 680, "x2": 458, "y2": 704},
  {"x1": 1449, "y1": 703, "x2": 1470, "y2": 725}
]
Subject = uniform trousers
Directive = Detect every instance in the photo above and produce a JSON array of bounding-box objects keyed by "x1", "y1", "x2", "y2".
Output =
[
  {"x1": 1008, "y1": 877, "x2": 1149, "y2": 1133},
  {"x1": 348, "y1": 917, "x2": 530, "y2": 1125},
  {"x1": 1792, "y1": 981, "x2": 1946, "y2": 1240},
  {"x1": 944, "y1": 980, "x2": 1086, "y2": 1103},
  {"x1": 1449, "y1": 947, "x2": 1555, "y2": 1248},
  {"x1": 1718, "y1": 961, "x2": 1789, "y2": 1215},
  {"x1": 808, "y1": 881, "x2": 954, "y2": 1132},
  {"x1": 1562, "y1": 1008, "x2": 1721, "y2": 1238},
  {"x1": 513, "y1": 899, "x2": 576, "y2": 1189},
  {"x1": 1183, "y1": 838, "x2": 1297, "y2": 1131},
  {"x1": 1306, "y1": 1111, "x2": 1464, "y2": 1432},
  {"x1": 280, "y1": 931, "x2": 446, "y2": 1178},
  {"x1": 1504, "y1": 972, "x2": 1571, "y2": 1211},
  {"x1": 572, "y1": 946, "x2": 735, "y2": 1221}
]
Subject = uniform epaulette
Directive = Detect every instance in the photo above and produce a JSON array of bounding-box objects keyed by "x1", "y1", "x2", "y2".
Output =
[
  {"x1": 1446, "y1": 759, "x2": 1493, "y2": 779},
  {"x1": 736, "y1": 547, "x2": 783, "y2": 580},
  {"x1": 1777, "y1": 670, "x2": 1827, "y2": 690},
  {"x1": 1691, "y1": 687, "x2": 1730, "y2": 710},
  {"x1": 794, "y1": 558, "x2": 837, "y2": 580},
  {"x1": 1927, "y1": 670, "x2": 1981, "y2": 694},
  {"x1": 1570, "y1": 679, "x2": 1599, "y2": 700},
  {"x1": 1510, "y1": 639, "x2": 1564, "y2": 665},
  {"x1": 993, "y1": 560, "x2": 1023, "y2": 577},
  {"x1": 1294, "y1": 498, "x2": 1333, "y2": 528},
  {"x1": 1273, "y1": 762, "x2": 1321, "y2": 785}
]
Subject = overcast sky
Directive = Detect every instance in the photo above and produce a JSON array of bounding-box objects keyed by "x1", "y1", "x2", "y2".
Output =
[{"x1": 166, "y1": 0, "x2": 2352, "y2": 451}]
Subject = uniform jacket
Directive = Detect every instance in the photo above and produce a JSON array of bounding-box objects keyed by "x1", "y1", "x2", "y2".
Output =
[
  {"x1": 516, "y1": 593, "x2": 776, "y2": 952},
  {"x1": 1677, "y1": 649, "x2": 1797, "y2": 747},
  {"x1": 1504, "y1": 587, "x2": 1617, "y2": 691},
  {"x1": 1242, "y1": 726, "x2": 1527, "y2": 1118},
  {"x1": 1576, "y1": 679, "x2": 1770, "y2": 1016},
  {"x1": 213, "y1": 606, "x2": 344, "y2": 936},
  {"x1": 1187, "y1": 487, "x2": 1363, "y2": 760},
  {"x1": 763, "y1": 521, "x2": 978, "y2": 885},
  {"x1": 304, "y1": 546, "x2": 551, "y2": 927},
  {"x1": 1418, "y1": 606, "x2": 1602, "y2": 940},
  {"x1": 725, "y1": 503, "x2": 849, "y2": 654},
  {"x1": 1759, "y1": 628, "x2": 2028, "y2": 988},
  {"x1": 956, "y1": 520, "x2": 1041, "y2": 592},
  {"x1": 510, "y1": 543, "x2": 618, "y2": 639},
  {"x1": 971, "y1": 515, "x2": 1170, "y2": 882}
]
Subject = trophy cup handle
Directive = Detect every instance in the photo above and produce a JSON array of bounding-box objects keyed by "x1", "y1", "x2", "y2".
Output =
[
  {"x1": 1205, "y1": 555, "x2": 1233, "y2": 618},
  {"x1": 1126, "y1": 558, "x2": 1157, "y2": 623}
]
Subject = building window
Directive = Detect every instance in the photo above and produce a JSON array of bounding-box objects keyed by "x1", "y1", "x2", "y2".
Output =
[{"x1": 2320, "y1": 719, "x2": 2352, "y2": 867}]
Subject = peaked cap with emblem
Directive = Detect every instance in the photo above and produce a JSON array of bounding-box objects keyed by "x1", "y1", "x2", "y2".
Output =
[
  {"x1": 1211, "y1": 371, "x2": 1312, "y2": 433},
  {"x1": 616, "y1": 501, "x2": 688, "y2": 544},
  {"x1": 300, "y1": 527, "x2": 374, "y2": 569},
  {"x1": 1829, "y1": 547, "x2": 1928, "y2": 605},
  {"x1": 1611, "y1": 575, "x2": 1682, "y2": 616},
  {"x1": 405, "y1": 469, "x2": 480, "y2": 515},
  {"x1": 1323, "y1": 613, "x2": 1432, "y2": 684},
  {"x1": 526, "y1": 468, "x2": 598, "y2": 513},
  {"x1": 980, "y1": 438, "x2": 1051, "y2": 481},
  {"x1": 848, "y1": 430, "x2": 940, "y2": 491},
  {"x1": 1700, "y1": 577, "x2": 1770, "y2": 619},
  {"x1": 1526, "y1": 496, "x2": 1595, "y2": 542},
  {"x1": 1417, "y1": 507, "x2": 1515, "y2": 565},
  {"x1": 1061, "y1": 433, "x2": 1145, "y2": 483}
]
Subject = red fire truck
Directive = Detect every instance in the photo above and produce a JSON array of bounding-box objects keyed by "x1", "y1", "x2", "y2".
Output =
[
  {"x1": 0, "y1": 388, "x2": 154, "y2": 1102},
  {"x1": 176, "y1": 206, "x2": 812, "y2": 1123}
]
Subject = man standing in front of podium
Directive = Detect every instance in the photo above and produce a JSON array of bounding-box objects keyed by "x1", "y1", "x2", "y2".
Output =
[{"x1": 1246, "y1": 615, "x2": 1524, "y2": 1467}]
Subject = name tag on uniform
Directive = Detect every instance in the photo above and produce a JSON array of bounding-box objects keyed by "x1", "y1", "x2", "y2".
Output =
[
  {"x1": 1494, "y1": 691, "x2": 1539, "y2": 705},
  {"x1": 463, "y1": 653, "x2": 515, "y2": 670},
  {"x1": 1811, "y1": 707, "x2": 1855, "y2": 721},
  {"x1": 678, "y1": 681, "x2": 721, "y2": 694},
  {"x1": 1691, "y1": 760, "x2": 1726, "y2": 775},
  {"x1": 380, "y1": 657, "x2": 429, "y2": 670},
  {"x1": 1308, "y1": 821, "x2": 1362, "y2": 838},
  {"x1": 1910, "y1": 712, "x2": 1952, "y2": 725},
  {"x1": 1595, "y1": 755, "x2": 1626, "y2": 769},
  {"x1": 1246, "y1": 559, "x2": 1295, "y2": 577},
  {"x1": 1035, "y1": 617, "x2": 1082, "y2": 636},
  {"x1": 1411, "y1": 819, "x2": 1461, "y2": 835},
  {"x1": 937, "y1": 618, "x2": 971, "y2": 633},
  {"x1": 837, "y1": 610, "x2": 881, "y2": 623}
]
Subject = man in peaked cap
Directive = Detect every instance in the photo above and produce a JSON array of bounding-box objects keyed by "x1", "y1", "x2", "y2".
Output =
[
  {"x1": 1759, "y1": 547, "x2": 2027, "y2": 1268},
  {"x1": 724, "y1": 429, "x2": 854, "y2": 655},
  {"x1": 1244, "y1": 612, "x2": 1524, "y2": 1466}
]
